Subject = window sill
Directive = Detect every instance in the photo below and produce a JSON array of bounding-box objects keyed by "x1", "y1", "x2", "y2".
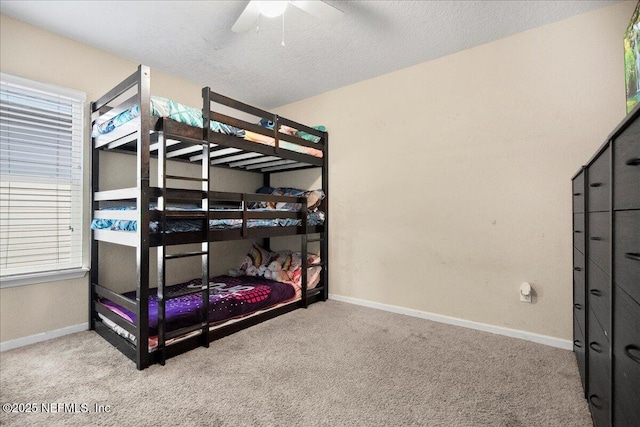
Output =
[{"x1": 0, "y1": 268, "x2": 89, "y2": 289}]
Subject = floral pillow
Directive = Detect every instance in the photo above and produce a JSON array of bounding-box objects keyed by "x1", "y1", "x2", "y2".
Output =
[
  {"x1": 262, "y1": 250, "x2": 321, "y2": 288},
  {"x1": 232, "y1": 244, "x2": 321, "y2": 289},
  {"x1": 237, "y1": 243, "x2": 272, "y2": 277}
]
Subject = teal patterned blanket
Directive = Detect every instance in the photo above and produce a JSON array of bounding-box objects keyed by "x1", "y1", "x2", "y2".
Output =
[{"x1": 91, "y1": 96, "x2": 245, "y2": 137}]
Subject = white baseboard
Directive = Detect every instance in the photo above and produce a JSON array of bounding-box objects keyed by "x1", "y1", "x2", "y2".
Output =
[
  {"x1": 1, "y1": 298, "x2": 573, "y2": 352},
  {"x1": 328, "y1": 294, "x2": 573, "y2": 350},
  {"x1": 0, "y1": 323, "x2": 88, "y2": 352}
]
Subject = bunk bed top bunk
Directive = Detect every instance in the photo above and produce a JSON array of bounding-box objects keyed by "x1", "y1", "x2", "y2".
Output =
[
  {"x1": 91, "y1": 67, "x2": 326, "y2": 172},
  {"x1": 89, "y1": 65, "x2": 329, "y2": 369}
]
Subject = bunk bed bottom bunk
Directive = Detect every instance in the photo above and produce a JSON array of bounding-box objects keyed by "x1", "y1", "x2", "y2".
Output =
[
  {"x1": 94, "y1": 292, "x2": 326, "y2": 368},
  {"x1": 97, "y1": 274, "x2": 320, "y2": 349},
  {"x1": 93, "y1": 285, "x2": 326, "y2": 368},
  {"x1": 93, "y1": 247, "x2": 326, "y2": 369}
]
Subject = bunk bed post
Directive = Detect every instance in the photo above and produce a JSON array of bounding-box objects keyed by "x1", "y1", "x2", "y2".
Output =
[
  {"x1": 273, "y1": 115, "x2": 280, "y2": 157},
  {"x1": 201, "y1": 138, "x2": 210, "y2": 349},
  {"x1": 157, "y1": 132, "x2": 167, "y2": 365},
  {"x1": 202, "y1": 87, "x2": 211, "y2": 143},
  {"x1": 89, "y1": 101, "x2": 99, "y2": 330},
  {"x1": 322, "y1": 131, "x2": 329, "y2": 301},
  {"x1": 263, "y1": 172, "x2": 271, "y2": 251},
  {"x1": 301, "y1": 200, "x2": 308, "y2": 308},
  {"x1": 136, "y1": 65, "x2": 151, "y2": 370},
  {"x1": 201, "y1": 87, "x2": 212, "y2": 348}
]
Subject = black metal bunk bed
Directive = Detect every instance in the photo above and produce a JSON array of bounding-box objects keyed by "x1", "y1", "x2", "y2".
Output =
[{"x1": 89, "y1": 65, "x2": 328, "y2": 369}]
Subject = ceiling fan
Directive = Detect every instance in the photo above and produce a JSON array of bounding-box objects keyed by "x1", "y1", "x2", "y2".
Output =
[{"x1": 232, "y1": 1, "x2": 343, "y2": 33}]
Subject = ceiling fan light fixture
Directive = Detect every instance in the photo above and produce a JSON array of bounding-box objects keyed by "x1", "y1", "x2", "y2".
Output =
[
  {"x1": 232, "y1": 0, "x2": 342, "y2": 33},
  {"x1": 256, "y1": 1, "x2": 288, "y2": 18}
]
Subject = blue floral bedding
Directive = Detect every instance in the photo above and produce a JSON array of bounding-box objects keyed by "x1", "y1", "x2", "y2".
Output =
[{"x1": 91, "y1": 209, "x2": 325, "y2": 233}]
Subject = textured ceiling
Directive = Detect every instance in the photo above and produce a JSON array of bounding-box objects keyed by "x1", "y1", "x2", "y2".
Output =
[{"x1": 0, "y1": 0, "x2": 620, "y2": 108}]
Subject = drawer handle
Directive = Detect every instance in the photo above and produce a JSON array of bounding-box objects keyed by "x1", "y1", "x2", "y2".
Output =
[
  {"x1": 590, "y1": 289, "x2": 602, "y2": 297},
  {"x1": 574, "y1": 340, "x2": 582, "y2": 348},
  {"x1": 625, "y1": 253, "x2": 640, "y2": 262},
  {"x1": 589, "y1": 342, "x2": 603, "y2": 353},
  {"x1": 589, "y1": 182, "x2": 602, "y2": 188},
  {"x1": 574, "y1": 267, "x2": 582, "y2": 271},
  {"x1": 590, "y1": 236, "x2": 602, "y2": 241},
  {"x1": 589, "y1": 394, "x2": 603, "y2": 410},
  {"x1": 573, "y1": 192, "x2": 582, "y2": 196},
  {"x1": 626, "y1": 158, "x2": 640, "y2": 166},
  {"x1": 574, "y1": 303, "x2": 583, "y2": 310},
  {"x1": 625, "y1": 345, "x2": 640, "y2": 364},
  {"x1": 574, "y1": 230, "x2": 582, "y2": 234}
]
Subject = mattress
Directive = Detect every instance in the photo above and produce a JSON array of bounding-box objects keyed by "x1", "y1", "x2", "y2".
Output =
[
  {"x1": 92, "y1": 96, "x2": 323, "y2": 158},
  {"x1": 98, "y1": 274, "x2": 312, "y2": 349},
  {"x1": 98, "y1": 296, "x2": 299, "y2": 350}
]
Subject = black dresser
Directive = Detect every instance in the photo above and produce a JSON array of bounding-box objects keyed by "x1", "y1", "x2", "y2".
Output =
[{"x1": 572, "y1": 104, "x2": 640, "y2": 427}]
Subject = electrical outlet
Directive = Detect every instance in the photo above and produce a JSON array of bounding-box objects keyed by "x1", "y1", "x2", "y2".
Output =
[
  {"x1": 520, "y1": 293, "x2": 532, "y2": 303},
  {"x1": 520, "y1": 282, "x2": 532, "y2": 303}
]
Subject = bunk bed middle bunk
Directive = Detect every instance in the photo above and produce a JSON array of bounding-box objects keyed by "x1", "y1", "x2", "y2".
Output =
[{"x1": 90, "y1": 65, "x2": 329, "y2": 369}]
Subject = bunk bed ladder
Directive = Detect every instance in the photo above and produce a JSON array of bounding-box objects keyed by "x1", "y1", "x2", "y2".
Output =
[{"x1": 156, "y1": 133, "x2": 211, "y2": 365}]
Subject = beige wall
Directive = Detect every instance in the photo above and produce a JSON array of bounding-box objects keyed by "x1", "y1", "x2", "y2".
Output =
[
  {"x1": 0, "y1": 1, "x2": 635, "y2": 344},
  {"x1": 275, "y1": 1, "x2": 636, "y2": 340}
]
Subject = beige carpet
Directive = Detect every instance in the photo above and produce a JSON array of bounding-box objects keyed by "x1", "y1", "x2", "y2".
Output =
[{"x1": 0, "y1": 300, "x2": 591, "y2": 427}]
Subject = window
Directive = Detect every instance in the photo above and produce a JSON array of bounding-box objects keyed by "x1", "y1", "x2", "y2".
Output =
[{"x1": 0, "y1": 73, "x2": 85, "y2": 282}]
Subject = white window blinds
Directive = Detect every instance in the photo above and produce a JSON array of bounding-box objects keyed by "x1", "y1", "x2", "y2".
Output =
[{"x1": 0, "y1": 73, "x2": 85, "y2": 278}]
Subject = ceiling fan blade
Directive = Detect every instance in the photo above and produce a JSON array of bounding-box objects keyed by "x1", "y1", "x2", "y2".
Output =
[
  {"x1": 290, "y1": 1, "x2": 343, "y2": 23},
  {"x1": 232, "y1": 1, "x2": 260, "y2": 33}
]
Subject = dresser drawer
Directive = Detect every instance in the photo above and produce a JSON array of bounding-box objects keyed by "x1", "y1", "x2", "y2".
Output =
[
  {"x1": 613, "y1": 286, "x2": 640, "y2": 427},
  {"x1": 587, "y1": 259, "x2": 610, "y2": 337},
  {"x1": 574, "y1": 247, "x2": 585, "y2": 305},
  {"x1": 588, "y1": 384, "x2": 611, "y2": 427},
  {"x1": 573, "y1": 171, "x2": 585, "y2": 213},
  {"x1": 587, "y1": 314, "x2": 611, "y2": 427},
  {"x1": 614, "y1": 210, "x2": 640, "y2": 305},
  {"x1": 588, "y1": 144, "x2": 611, "y2": 213},
  {"x1": 588, "y1": 211, "x2": 611, "y2": 274},
  {"x1": 573, "y1": 320, "x2": 587, "y2": 394},
  {"x1": 574, "y1": 298, "x2": 586, "y2": 339},
  {"x1": 613, "y1": 117, "x2": 640, "y2": 210},
  {"x1": 573, "y1": 213, "x2": 585, "y2": 252},
  {"x1": 574, "y1": 308, "x2": 585, "y2": 338}
]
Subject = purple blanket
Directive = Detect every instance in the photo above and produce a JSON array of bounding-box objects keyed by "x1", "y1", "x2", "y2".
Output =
[{"x1": 100, "y1": 275, "x2": 296, "y2": 336}]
